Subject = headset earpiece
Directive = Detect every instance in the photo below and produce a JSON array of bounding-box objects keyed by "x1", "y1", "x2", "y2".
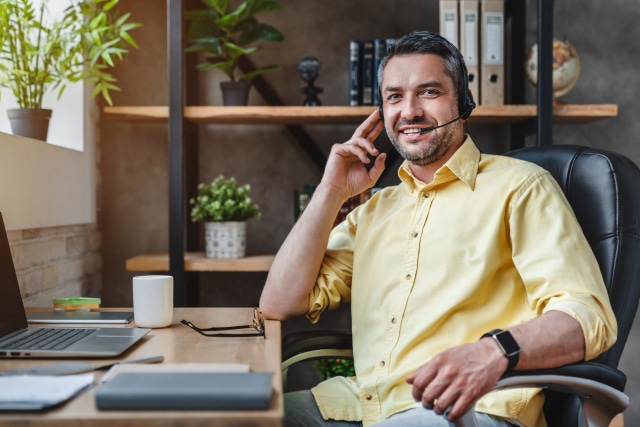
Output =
[
  {"x1": 458, "y1": 59, "x2": 476, "y2": 120},
  {"x1": 448, "y1": 35, "x2": 475, "y2": 121},
  {"x1": 460, "y1": 99, "x2": 476, "y2": 120}
]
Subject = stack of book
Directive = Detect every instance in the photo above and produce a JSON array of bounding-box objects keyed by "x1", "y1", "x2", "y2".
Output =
[
  {"x1": 348, "y1": 38, "x2": 395, "y2": 106},
  {"x1": 333, "y1": 189, "x2": 374, "y2": 227},
  {"x1": 439, "y1": 0, "x2": 505, "y2": 105}
]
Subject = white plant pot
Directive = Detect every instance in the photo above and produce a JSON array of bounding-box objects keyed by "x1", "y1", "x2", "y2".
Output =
[{"x1": 204, "y1": 221, "x2": 246, "y2": 259}]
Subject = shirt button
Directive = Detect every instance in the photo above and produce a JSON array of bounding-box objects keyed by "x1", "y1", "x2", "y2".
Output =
[
  {"x1": 391, "y1": 317, "x2": 397, "y2": 324},
  {"x1": 380, "y1": 360, "x2": 386, "y2": 367},
  {"x1": 365, "y1": 393, "x2": 373, "y2": 400},
  {"x1": 412, "y1": 232, "x2": 419, "y2": 238},
  {"x1": 405, "y1": 274, "x2": 411, "y2": 280}
]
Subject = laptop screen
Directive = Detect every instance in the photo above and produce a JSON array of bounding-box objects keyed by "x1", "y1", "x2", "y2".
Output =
[{"x1": 0, "y1": 213, "x2": 29, "y2": 337}]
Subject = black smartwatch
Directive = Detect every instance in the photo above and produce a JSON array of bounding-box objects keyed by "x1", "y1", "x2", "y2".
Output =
[{"x1": 481, "y1": 329, "x2": 520, "y2": 370}]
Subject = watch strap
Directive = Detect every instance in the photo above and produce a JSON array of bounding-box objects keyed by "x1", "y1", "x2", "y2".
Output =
[{"x1": 481, "y1": 329, "x2": 520, "y2": 370}]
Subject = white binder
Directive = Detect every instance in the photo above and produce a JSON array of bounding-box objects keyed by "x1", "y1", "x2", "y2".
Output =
[
  {"x1": 439, "y1": 0, "x2": 459, "y2": 48},
  {"x1": 480, "y1": 0, "x2": 504, "y2": 105},
  {"x1": 460, "y1": 0, "x2": 480, "y2": 104}
]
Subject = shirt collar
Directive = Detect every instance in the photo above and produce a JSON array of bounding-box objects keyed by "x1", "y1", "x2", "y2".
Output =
[{"x1": 398, "y1": 135, "x2": 480, "y2": 192}]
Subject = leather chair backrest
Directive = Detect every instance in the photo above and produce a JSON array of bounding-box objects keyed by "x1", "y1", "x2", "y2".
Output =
[{"x1": 505, "y1": 145, "x2": 640, "y2": 369}]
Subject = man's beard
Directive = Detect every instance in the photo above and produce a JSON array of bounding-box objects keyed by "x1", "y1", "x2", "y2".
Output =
[{"x1": 386, "y1": 121, "x2": 458, "y2": 166}]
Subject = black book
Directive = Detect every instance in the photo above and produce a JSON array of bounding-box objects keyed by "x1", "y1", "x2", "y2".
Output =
[
  {"x1": 294, "y1": 184, "x2": 316, "y2": 220},
  {"x1": 372, "y1": 39, "x2": 386, "y2": 106},
  {"x1": 348, "y1": 39, "x2": 360, "y2": 106},
  {"x1": 360, "y1": 40, "x2": 375, "y2": 106}
]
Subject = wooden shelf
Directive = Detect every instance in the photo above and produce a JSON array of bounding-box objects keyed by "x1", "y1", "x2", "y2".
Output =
[
  {"x1": 126, "y1": 252, "x2": 275, "y2": 272},
  {"x1": 104, "y1": 104, "x2": 618, "y2": 126}
]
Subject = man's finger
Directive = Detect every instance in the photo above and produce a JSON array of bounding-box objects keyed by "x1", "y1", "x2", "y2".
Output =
[
  {"x1": 353, "y1": 110, "x2": 384, "y2": 142},
  {"x1": 368, "y1": 153, "x2": 387, "y2": 182},
  {"x1": 443, "y1": 394, "x2": 475, "y2": 422},
  {"x1": 336, "y1": 140, "x2": 376, "y2": 164},
  {"x1": 407, "y1": 367, "x2": 438, "y2": 402}
]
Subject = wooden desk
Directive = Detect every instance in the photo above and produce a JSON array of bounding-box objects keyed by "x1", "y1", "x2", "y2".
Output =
[{"x1": 0, "y1": 307, "x2": 282, "y2": 427}]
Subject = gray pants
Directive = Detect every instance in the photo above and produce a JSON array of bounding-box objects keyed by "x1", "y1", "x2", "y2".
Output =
[{"x1": 284, "y1": 390, "x2": 514, "y2": 427}]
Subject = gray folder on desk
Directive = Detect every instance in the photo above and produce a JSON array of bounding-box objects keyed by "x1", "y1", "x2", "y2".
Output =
[{"x1": 95, "y1": 371, "x2": 274, "y2": 410}]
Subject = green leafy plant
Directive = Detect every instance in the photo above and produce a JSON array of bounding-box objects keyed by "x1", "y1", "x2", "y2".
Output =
[
  {"x1": 0, "y1": 0, "x2": 141, "y2": 108},
  {"x1": 316, "y1": 359, "x2": 355, "y2": 379},
  {"x1": 184, "y1": 0, "x2": 284, "y2": 82},
  {"x1": 190, "y1": 175, "x2": 261, "y2": 222}
]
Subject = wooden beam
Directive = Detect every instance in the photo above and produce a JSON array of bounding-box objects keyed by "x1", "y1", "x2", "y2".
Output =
[{"x1": 238, "y1": 56, "x2": 327, "y2": 170}]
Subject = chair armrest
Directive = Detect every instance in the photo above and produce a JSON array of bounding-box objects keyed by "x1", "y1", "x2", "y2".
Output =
[
  {"x1": 454, "y1": 362, "x2": 629, "y2": 427},
  {"x1": 502, "y1": 361, "x2": 626, "y2": 391},
  {"x1": 282, "y1": 330, "x2": 353, "y2": 361}
]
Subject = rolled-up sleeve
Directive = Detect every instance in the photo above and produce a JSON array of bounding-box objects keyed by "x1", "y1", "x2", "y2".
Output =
[
  {"x1": 306, "y1": 219, "x2": 356, "y2": 323},
  {"x1": 546, "y1": 297, "x2": 617, "y2": 360}
]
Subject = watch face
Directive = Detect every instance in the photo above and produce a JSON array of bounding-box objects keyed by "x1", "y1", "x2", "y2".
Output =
[{"x1": 495, "y1": 331, "x2": 520, "y2": 356}]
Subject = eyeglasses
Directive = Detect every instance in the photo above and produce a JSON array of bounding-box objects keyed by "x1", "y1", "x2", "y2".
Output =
[{"x1": 180, "y1": 308, "x2": 265, "y2": 338}]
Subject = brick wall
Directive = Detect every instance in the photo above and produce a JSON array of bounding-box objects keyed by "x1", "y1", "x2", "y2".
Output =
[{"x1": 7, "y1": 224, "x2": 102, "y2": 307}]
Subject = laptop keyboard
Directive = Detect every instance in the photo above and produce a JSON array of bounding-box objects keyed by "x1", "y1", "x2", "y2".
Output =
[{"x1": 0, "y1": 328, "x2": 96, "y2": 350}]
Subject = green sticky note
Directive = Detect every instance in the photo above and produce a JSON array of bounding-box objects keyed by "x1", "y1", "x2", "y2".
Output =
[{"x1": 53, "y1": 297, "x2": 101, "y2": 306}]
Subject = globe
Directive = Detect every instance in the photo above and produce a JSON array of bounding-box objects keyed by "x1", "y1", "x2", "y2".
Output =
[{"x1": 525, "y1": 38, "x2": 580, "y2": 102}]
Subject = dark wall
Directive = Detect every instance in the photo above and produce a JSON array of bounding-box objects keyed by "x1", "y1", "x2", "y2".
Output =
[{"x1": 100, "y1": 0, "x2": 640, "y2": 423}]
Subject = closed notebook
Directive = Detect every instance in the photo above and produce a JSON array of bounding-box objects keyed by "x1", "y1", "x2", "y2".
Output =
[{"x1": 95, "y1": 371, "x2": 273, "y2": 410}]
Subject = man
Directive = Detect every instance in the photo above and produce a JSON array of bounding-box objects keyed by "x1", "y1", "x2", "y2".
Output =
[{"x1": 260, "y1": 31, "x2": 616, "y2": 427}]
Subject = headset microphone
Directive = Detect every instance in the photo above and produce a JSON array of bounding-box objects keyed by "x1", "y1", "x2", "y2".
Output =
[
  {"x1": 416, "y1": 102, "x2": 474, "y2": 134},
  {"x1": 417, "y1": 114, "x2": 463, "y2": 134}
]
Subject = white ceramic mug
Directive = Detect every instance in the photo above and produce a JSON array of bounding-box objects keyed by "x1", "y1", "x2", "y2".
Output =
[{"x1": 133, "y1": 275, "x2": 174, "y2": 328}]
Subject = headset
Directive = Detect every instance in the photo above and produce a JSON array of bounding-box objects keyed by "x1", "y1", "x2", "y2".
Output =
[{"x1": 378, "y1": 34, "x2": 476, "y2": 133}]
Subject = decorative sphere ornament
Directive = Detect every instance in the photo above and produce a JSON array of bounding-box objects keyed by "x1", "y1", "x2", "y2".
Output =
[{"x1": 525, "y1": 38, "x2": 580, "y2": 102}]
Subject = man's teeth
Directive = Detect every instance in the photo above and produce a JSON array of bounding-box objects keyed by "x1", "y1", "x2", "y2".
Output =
[{"x1": 403, "y1": 128, "x2": 421, "y2": 134}]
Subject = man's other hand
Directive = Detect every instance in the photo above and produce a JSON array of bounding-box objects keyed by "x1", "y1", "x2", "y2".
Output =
[{"x1": 405, "y1": 339, "x2": 507, "y2": 421}]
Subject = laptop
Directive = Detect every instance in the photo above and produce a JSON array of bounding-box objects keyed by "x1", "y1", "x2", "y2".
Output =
[{"x1": 0, "y1": 212, "x2": 150, "y2": 358}]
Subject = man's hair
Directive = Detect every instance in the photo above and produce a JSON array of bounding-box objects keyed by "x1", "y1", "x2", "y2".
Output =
[{"x1": 377, "y1": 31, "x2": 467, "y2": 108}]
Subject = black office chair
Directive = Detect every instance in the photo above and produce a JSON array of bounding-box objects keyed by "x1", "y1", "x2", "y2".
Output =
[{"x1": 281, "y1": 145, "x2": 640, "y2": 427}]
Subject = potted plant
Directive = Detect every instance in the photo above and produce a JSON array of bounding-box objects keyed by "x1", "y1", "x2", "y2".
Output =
[
  {"x1": 0, "y1": 0, "x2": 141, "y2": 140},
  {"x1": 184, "y1": 0, "x2": 284, "y2": 105},
  {"x1": 190, "y1": 175, "x2": 261, "y2": 259},
  {"x1": 316, "y1": 358, "x2": 355, "y2": 380}
]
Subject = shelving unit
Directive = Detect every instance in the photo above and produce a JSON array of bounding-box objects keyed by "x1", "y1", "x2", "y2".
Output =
[
  {"x1": 126, "y1": 253, "x2": 274, "y2": 272},
  {"x1": 105, "y1": 0, "x2": 618, "y2": 306}
]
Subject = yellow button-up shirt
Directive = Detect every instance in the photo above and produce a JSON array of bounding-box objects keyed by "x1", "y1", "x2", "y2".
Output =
[{"x1": 307, "y1": 137, "x2": 617, "y2": 427}]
